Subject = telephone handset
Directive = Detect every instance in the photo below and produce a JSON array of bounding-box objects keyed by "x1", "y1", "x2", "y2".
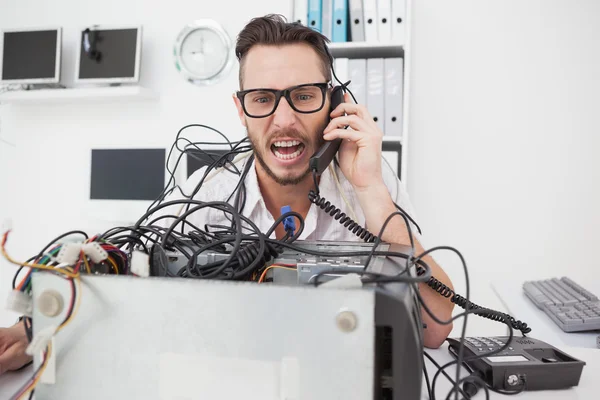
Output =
[{"x1": 308, "y1": 84, "x2": 346, "y2": 175}]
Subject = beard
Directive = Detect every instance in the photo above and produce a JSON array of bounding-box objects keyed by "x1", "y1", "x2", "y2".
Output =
[{"x1": 247, "y1": 120, "x2": 327, "y2": 186}]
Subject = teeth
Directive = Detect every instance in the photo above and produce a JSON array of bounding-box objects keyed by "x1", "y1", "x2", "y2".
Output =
[
  {"x1": 273, "y1": 140, "x2": 301, "y2": 148},
  {"x1": 274, "y1": 148, "x2": 303, "y2": 160}
]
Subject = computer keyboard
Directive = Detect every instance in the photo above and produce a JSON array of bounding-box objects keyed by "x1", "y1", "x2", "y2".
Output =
[{"x1": 523, "y1": 277, "x2": 600, "y2": 332}]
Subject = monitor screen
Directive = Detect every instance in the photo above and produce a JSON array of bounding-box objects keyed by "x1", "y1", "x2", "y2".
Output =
[
  {"x1": 77, "y1": 27, "x2": 140, "y2": 82},
  {"x1": 1, "y1": 29, "x2": 60, "y2": 82},
  {"x1": 186, "y1": 149, "x2": 235, "y2": 178},
  {"x1": 90, "y1": 149, "x2": 165, "y2": 201}
]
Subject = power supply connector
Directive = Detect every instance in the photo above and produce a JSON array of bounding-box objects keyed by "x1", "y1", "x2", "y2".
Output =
[
  {"x1": 6, "y1": 290, "x2": 33, "y2": 317},
  {"x1": 82, "y1": 242, "x2": 108, "y2": 263},
  {"x1": 25, "y1": 325, "x2": 57, "y2": 356},
  {"x1": 131, "y1": 250, "x2": 150, "y2": 277},
  {"x1": 56, "y1": 243, "x2": 82, "y2": 265}
]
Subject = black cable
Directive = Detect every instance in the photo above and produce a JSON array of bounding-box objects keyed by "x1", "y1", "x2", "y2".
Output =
[
  {"x1": 423, "y1": 351, "x2": 473, "y2": 400},
  {"x1": 308, "y1": 173, "x2": 531, "y2": 335},
  {"x1": 308, "y1": 187, "x2": 377, "y2": 242},
  {"x1": 423, "y1": 358, "x2": 433, "y2": 400},
  {"x1": 306, "y1": 168, "x2": 533, "y2": 400}
]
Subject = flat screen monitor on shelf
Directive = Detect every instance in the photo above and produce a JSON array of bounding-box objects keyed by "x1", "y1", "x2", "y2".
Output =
[
  {"x1": 75, "y1": 25, "x2": 142, "y2": 85},
  {"x1": 0, "y1": 27, "x2": 62, "y2": 85}
]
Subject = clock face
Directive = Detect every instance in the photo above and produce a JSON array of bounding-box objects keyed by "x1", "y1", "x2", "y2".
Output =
[
  {"x1": 181, "y1": 28, "x2": 228, "y2": 79},
  {"x1": 175, "y1": 21, "x2": 233, "y2": 86}
]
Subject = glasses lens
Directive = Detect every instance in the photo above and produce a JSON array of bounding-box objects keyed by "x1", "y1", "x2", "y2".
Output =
[
  {"x1": 289, "y1": 85, "x2": 324, "y2": 112},
  {"x1": 243, "y1": 90, "x2": 277, "y2": 117}
]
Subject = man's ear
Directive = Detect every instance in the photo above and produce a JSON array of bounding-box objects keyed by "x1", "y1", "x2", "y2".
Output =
[{"x1": 232, "y1": 93, "x2": 247, "y2": 128}]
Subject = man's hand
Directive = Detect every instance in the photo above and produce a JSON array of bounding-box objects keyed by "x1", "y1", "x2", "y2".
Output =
[
  {"x1": 0, "y1": 321, "x2": 31, "y2": 375},
  {"x1": 323, "y1": 93, "x2": 384, "y2": 191}
]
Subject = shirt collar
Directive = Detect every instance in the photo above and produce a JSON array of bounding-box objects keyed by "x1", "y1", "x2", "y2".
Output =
[
  {"x1": 240, "y1": 156, "x2": 263, "y2": 217},
  {"x1": 240, "y1": 155, "x2": 340, "y2": 239}
]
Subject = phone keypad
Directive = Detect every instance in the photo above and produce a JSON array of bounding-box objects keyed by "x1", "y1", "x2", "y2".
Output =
[{"x1": 462, "y1": 337, "x2": 514, "y2": 353}]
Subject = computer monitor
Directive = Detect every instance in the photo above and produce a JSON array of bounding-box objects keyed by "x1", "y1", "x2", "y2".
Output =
[
  {"x1": 0, "y1": 27, "x2": 62, "y2": 84},
  {"x1": 186, "y1": 148, "x2": 236, "y2": 178},
  {"x1": 75, "y1": 25, "x2": 142, "y2": 84},
  {"x1": 90, "y1": 148, "x2": 165, "y2": 201}
]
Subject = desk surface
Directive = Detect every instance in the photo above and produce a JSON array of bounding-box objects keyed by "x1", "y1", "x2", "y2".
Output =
[{"x1": 1, "y1": 344, "x2": 598, "y2": 400}]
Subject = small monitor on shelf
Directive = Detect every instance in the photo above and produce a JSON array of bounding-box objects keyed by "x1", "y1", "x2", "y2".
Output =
[
  {"x1": 0, "y1": 27, "x2": 62, "y2": 85},
  {"x1": 75, "y1": 25, "x2": 142, "y2": 85}
]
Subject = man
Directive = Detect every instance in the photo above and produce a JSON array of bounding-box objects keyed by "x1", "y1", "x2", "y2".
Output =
[{"x1": 0, "y1": 14, "x2": 454, "y2": 375}]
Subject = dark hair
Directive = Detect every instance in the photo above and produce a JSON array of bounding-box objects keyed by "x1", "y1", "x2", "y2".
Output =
[{"x1": 235, "y1": 14, "x2": 332, "y2": 89}]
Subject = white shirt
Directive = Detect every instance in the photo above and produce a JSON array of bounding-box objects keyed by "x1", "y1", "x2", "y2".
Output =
[{"x1": 155, "y1": 153, "x2": 419, "y2": 242}]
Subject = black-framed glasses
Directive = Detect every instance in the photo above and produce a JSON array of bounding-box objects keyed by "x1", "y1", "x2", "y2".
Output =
[{"x1": 236, "y1": 82, "x2": 329, "y2": 118}]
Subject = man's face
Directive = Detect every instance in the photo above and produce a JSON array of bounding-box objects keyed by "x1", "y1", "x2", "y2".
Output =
[{"x1": 234, "y1": 43, "x2": 329, "y2": 186}]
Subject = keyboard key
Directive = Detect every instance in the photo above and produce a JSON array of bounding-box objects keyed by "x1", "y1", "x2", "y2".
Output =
[
  {"x1": 583, "y1": 316, "x2": 600, "y2": 324},
  {"x1": 561, "y1": 277, "x2": 598, "y2": 301},
  {"x1": 549, "y1": 278, "x2": 578, "y2": 305},
  {"x1": 532, "y1": 281, "x2": 561, "y2": 305},
  {"x1": 564, "y1": 318, "x2": 584, "y2": 325},
  {"x1": 558, "y1": 279, "x2": 588, "y2": 302},
  {"x1": 523, "y1": 282, "x2": 554, "y2": 306},
  {"x1": 539, "y1": 281, "x2": 566, "y2": 305},
  {"x1": 555, "y1": 313, "x2": 568, "y2": 322}
]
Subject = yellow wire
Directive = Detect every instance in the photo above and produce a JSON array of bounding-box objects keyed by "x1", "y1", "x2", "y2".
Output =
[
  {"x1": 107, "y1": 257, "x2": 118, "y2": 274},
  {"x1": 20, "y1": 275, "x2": 81, "y2": 398},
  {"x1": 58, "y1": 276, "x2": 82, "y2": 331},
  {"x1": 18, "y1": 341, "x2": 53, "y2": 400},
  {"x1": 82, "y1": 252, "x2": 91, "y2": 274},
  {"x1": 258, "y1": 265, "x2": 296, "y2": 283},
  {"x1": 1, "y1": 233, "x2": 80, "y2": 279}
]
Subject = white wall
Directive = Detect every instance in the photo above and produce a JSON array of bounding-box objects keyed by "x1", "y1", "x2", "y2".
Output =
[
  {"x1": 409, "y1": 0, "x2": 600, "y2": 333},
  {"x1": 1, "y1": 0, "x2": 599, "y2": 336},
  {"x1": 0, "y1": 0, "x2": 291, "y2": 325}
]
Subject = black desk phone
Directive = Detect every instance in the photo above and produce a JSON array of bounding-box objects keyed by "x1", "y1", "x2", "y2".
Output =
[{"x1": 447, "y1": 336, "x2": 586, "y2": 392}]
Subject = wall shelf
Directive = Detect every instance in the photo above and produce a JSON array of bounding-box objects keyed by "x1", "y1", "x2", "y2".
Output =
[
  {"x1": 0, "y1": 86, "x2": 158, "y2": 105},
  {"x1": 328, "y1": 42, "x2": 404, "y2": 59}
]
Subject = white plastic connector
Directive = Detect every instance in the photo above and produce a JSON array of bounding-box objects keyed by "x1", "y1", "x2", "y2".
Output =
[
  {"x1": 56, "y1": 243, "x2": 82, "y2": 265},
  {"x1": 319, "y1": 273, "x2": 363, "y2": 289},
  {"x1": 6, "y1": 290, "x2": 33, "y2": 317},
  {"x1": 130, "y1": 250, "x2": 150, "y2": 277},
  {"x1": 25, "y1": 325, "x2": 57, "y2": 356},
  {"x1": 82, "y1": 242, "x2": 108, "y2": 263},
  {"x1": 1, "y1": 218, "x2": 12, "y2": 232}
]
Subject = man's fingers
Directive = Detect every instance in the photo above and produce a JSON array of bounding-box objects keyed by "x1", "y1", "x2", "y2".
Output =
[
  {"x1": 323, "y1": 128, "x2": 363, "y2": 143},
  {"x1": 329, "y1": 102, "x2": 371, "y2": 119},
  {"x1": 324, "y1": 115, "x2": 370, "y2": 135}
]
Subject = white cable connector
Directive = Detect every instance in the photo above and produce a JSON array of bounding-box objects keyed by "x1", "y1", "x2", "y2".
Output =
[
  {"x1": 82, "y1": 242, "x2": 108, "y2": 263},
  {"x1": 130, "y1": 251, "x2": 150, "y2": 277},
  {"x1": 319, "y1": 273, "x2": 363, "y2": 289},
  {"x1": 1, "y1": 218, "x2": 12, "y2": 232},
  {"x1": 6, "y1": 290, "x2": 33, "y2": 317},
  {"x1": 26, "y1": 325, "x2": 57, "y2": 356},
  {"x1": 56, "y1": 243, "x2": 82, "y2": 265}
]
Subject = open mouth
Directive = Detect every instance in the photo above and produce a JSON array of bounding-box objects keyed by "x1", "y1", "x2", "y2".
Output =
[{"x1": 271, "y1": 140, "x2": 306, "y2": 161}]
